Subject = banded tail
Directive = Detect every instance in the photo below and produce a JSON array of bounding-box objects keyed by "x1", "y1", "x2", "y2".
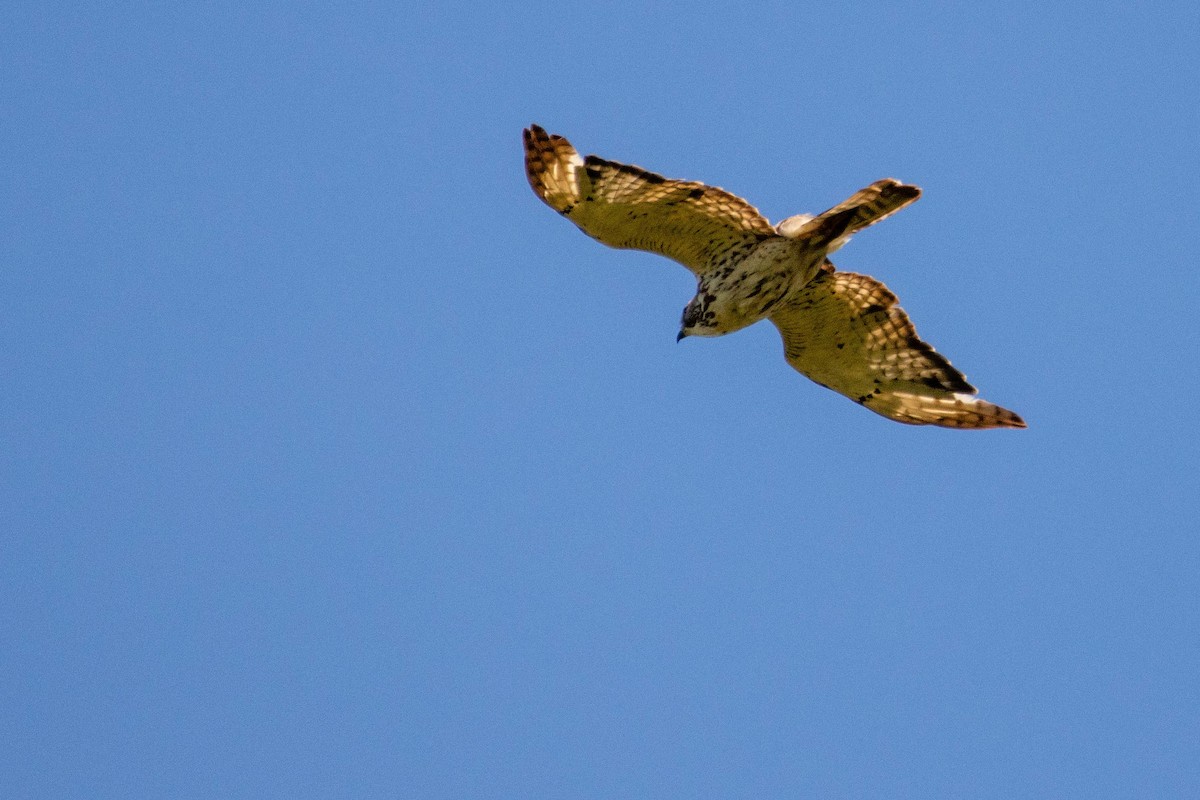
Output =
[{"x1": 776, "y1": 179, "x2": 921, "y2": 252}]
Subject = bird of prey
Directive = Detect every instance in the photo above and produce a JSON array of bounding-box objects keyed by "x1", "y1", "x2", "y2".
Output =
[{"x1": 523, "y1": 124, "x2": 1025, "y2": 429}]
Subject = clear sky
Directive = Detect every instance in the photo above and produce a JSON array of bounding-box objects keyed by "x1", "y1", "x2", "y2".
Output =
[{"x1": 4, "y1": 1, "x2": 1199, "y2": 797}]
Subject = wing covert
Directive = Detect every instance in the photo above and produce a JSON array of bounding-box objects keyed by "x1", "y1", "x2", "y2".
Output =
[
  {"x1": 769, "y1": 270, "x2": 1025, "y2": 428},
  {"x1": 524, "y1": 125, "x2": 775, "y2": 275}
]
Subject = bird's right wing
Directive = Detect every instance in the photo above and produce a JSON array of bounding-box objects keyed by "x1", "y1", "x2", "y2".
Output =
[
  {"x1": 524, "y1": 125, "x2": 776, "y2": 276},
  {"x1": 769, "y1": 269, "x2": 1025, "y2": 429}
]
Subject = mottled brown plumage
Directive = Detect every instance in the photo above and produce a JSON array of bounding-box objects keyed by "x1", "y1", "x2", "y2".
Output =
[{"x1": 523, "y1": 124, "x2": 1024, "y2": 429}]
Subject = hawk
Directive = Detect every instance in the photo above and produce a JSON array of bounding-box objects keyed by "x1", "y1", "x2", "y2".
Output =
[{"x1": 523, "y1": 124, "x2": 1025, "y2": 429}]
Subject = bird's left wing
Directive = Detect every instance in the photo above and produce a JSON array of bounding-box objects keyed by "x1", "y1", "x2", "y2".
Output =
[
  {"x1": 524, "y1": 125, "x2": 776, "y2": 276},
  {"x1": 769, "y1": 270, "x2": 1025, "y2": 428}
]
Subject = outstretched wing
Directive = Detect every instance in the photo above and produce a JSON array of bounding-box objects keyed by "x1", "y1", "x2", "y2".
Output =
[
  {"x1": 769, "y1": 270, "x2": 1025, "y2": 428},
  {"x1": 524, "y1": 124, "x2": 775, "y2": 275}
]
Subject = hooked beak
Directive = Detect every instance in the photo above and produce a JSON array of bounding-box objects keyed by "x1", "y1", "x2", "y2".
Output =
[{"x1": 676, "y1": 330, "x2": 688, "y2": 343}]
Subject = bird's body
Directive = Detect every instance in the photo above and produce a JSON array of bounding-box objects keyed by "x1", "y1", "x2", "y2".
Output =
[
  {"x1": 523, "y1": 124, "x2": 1024, "y2": 429},
  {"x1": 684, "y1": 236, "x2": 822, "y2": 337}
]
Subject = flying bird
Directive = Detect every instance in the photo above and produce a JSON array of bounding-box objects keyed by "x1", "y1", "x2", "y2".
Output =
[{"x1": 523, "y1": 124, "x2": 1024, "y2": 429}]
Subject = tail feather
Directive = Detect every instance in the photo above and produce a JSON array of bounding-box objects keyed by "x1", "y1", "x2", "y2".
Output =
[{"x1": 777, "y1": 179, "x2": 921, "y2": 251}]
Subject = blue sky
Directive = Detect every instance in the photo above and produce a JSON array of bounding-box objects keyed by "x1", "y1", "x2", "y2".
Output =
[{"x1": 4, "y1": 1, "x2": 1199, "y2": 797}]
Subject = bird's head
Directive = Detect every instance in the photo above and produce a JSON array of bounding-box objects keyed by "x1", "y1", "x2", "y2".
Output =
[{"x1": 677, "y1": 295, "x2": 718, "y2": 341}]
